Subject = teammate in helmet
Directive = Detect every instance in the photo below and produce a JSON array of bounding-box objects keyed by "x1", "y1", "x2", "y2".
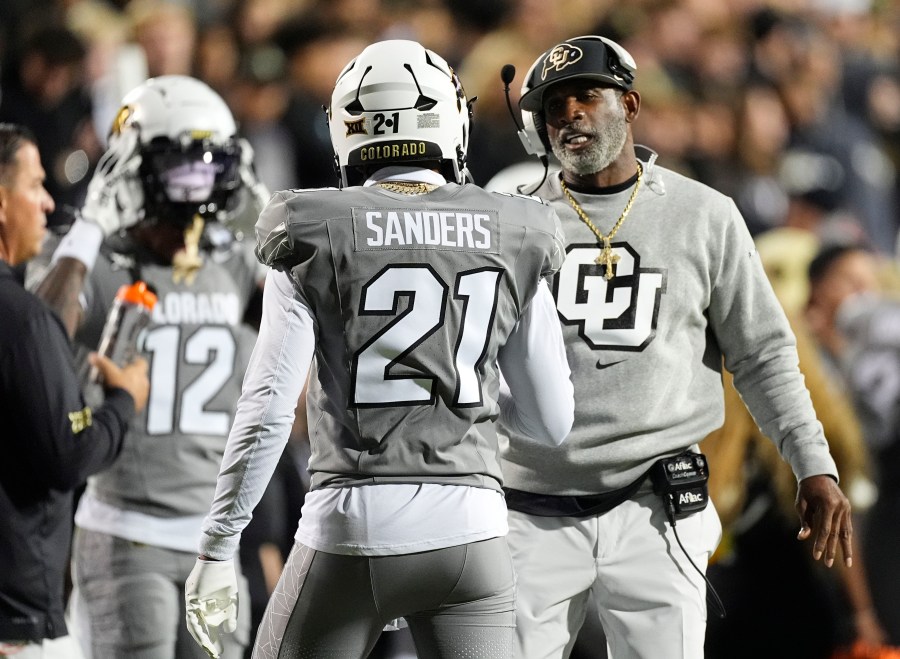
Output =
[
  {"x1": 32, "y1": 75, "x2": 269, "y2": 659},
  {"x1": 327, "y1": 40, "x2": 473, "y2": 188},
  {"x1": 497, "y1": 35, "x2": 852, "y2": 659},
  {"x1": 184, "y1": 39, "x2": 573, "y2": 658}
]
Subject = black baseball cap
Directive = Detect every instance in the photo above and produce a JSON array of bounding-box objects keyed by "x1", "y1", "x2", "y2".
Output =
[{"x1": 519, "y1": 36, "x2": 637, "y2": 113}]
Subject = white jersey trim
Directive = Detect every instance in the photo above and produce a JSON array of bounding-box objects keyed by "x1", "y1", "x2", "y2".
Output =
[
  {"x1": 75, "y1": 492, "x2": 204, "y2": 553},
  {"x1": 295, "y1": 483, "x2": 507, "y2": 556}
]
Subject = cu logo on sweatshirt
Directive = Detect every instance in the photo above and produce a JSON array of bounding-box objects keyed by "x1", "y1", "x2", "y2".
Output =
[{"x1": 553, "y1": 243, "x2": 666, "y2": 352}]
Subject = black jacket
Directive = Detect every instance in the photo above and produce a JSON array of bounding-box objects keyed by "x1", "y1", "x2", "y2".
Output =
[{"x1": 0, "y1": 261, "x2": 133, "y2": 641}]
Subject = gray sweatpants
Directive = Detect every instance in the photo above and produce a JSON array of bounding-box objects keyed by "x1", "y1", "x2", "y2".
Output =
[
  {"x1": 71, "y1": 528, "x2": 251, "y2": 659},
  {"x1": 252, "y1": 537, "x2": 516, "y2": 658}
]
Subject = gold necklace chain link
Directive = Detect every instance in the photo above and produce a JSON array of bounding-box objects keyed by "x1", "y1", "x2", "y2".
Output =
[
  {"x1": 560, "y1": 162, "x2": 643, "y2": 280},
  {"x1": 374, "y1": 181, "x2": 439, "y2": 195}
]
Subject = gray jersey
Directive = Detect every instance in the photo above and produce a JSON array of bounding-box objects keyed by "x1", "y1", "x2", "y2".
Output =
[
  {"x1": 500, "y1": 157, "x2": 838, "y2": 495},
  {"x1": 256, "y1": 183, "x2": 564, "y2": 491},
  {"x1": 77, "y1": 237, "x2": 258, "y2": 517}
]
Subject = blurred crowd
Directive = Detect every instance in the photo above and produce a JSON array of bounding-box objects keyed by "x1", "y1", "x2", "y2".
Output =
[
  {"x1": 2, "y1": 0, "x2": 897, "y2": 249},
  {"x1": 2, "y1": 0, "x2": 900, "y2": 658}
]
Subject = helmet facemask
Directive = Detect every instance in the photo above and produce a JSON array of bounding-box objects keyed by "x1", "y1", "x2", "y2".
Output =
[{"x1": 139, "y1": 133, "x2": 242, "y2": 228}]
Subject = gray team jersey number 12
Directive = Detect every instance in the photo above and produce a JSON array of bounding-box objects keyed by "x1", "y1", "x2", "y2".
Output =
[
  {"x1": 144, "y1": 326, "x2": 236, "y2": 435},
  {"x1": 350, "y1": 264, "x2": 502, "y2": 408}
]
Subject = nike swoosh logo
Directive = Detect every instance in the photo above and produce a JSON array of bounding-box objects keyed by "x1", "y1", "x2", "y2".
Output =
[{"x1": 595, "y1": 360, "x2": 624, "y2": 370}]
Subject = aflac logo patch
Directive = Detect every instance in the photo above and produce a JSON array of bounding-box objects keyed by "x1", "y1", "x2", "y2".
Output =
[{"x1": 542, "y1": 44, "x2": 583, "y2": 80}]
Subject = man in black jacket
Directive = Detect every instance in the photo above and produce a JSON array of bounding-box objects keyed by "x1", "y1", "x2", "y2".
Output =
[{"x1": 0, "y1": 123, "x2": 148, "y2": 657}]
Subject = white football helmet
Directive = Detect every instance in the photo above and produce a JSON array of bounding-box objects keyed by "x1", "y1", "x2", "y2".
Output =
[
  {"x1": 108, "y1": 75, "x2": 244, "y2": 227},
  {"x1": 328, "y1": 39, "x2": 473, "y2": 186}
]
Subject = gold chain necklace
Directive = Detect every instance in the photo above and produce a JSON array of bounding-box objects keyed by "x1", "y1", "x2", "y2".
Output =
[
  {"x1": 375, "y1": 181, "x2": 439, "y2": 195},
  {"x1": 560, "y1": 162, "x2": 643, "y2": 280}
]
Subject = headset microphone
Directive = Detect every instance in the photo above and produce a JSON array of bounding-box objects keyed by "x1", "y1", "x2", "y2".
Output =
[
  {"x1": 500, "y1": 63, "x2": 516, "y2": 89},
  {"x1": 500, "y1": 64, "x2": 548, "y2": 193},
  {"x1": 501, "y1": 64, "x2": 537, "y2": 157}
]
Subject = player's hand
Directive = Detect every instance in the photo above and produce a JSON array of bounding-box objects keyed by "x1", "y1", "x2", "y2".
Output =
[
  {"x1": 185, "y1": 558, "x2": 239, "y2": 659},
  {"x1": 89, "y1": 353, "x2": 149, "y2": 413},
  {"x1": 237, "y1": 137, "x2": 271, "y2": 212},
  {"x1": 796, "y1": 474, "x2": 853, "y2": 568},
  {"x1": 81, "y1": 130, "x2": 144, "y2": 236}
]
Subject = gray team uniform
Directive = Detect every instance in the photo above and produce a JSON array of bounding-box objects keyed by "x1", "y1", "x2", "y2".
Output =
[
  {"x1": 199, "y1": 179, "x2": 569, "y2": 658},
  {"x1": 258, "y1": 184, "x2": 561, "y2": 492},
  {"x1": 70, "y1": 235, "x2": 257, "y2": 659},
  {"x1": 500, "y1": 154, "x2": 839, "y2": 658}
]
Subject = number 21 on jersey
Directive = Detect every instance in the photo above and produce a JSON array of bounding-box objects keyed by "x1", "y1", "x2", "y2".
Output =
[{"x1": 351, "y1": 264, "x2": 502, "y2": 408}]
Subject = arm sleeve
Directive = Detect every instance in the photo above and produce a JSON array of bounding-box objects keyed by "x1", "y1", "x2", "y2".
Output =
[
  {"x1": 709, "y1": 200, "x2": 837, "y2": 482},
  {"x1": 8, "y1": 308, "x2": 133, "y2": 490},
  {"x1": 497, "y1": 279, "x2": 574, "y2": 446},
  {"x1": 199, "y1": 268, "x2": 316, "y2": 560}
]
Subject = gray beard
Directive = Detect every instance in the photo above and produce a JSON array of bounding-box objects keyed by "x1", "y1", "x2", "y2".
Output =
[{"x1": 549, "y1": 112, "x2": 628, "y2": 176}]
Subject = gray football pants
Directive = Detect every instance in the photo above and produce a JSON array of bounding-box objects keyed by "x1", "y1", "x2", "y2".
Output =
[
  {"x1": 71, "y1": 528, "x2": 251, "y2": 659},
  {"x1": 252, "y1": 537, "x2": 516, "y2": 659}
]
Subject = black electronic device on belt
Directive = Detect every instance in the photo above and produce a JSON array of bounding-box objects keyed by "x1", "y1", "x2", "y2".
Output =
[
  {"x1": 648, "y1": 451, "x2": 724, "y2": 619},
  {"x1": 649, "y1": 452, "x2": 709, "y2": 521}
]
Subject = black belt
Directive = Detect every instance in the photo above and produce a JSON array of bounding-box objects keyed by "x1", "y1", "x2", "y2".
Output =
[{"x1": 503, "y1": 475, "x2": 645, "y2": 518}]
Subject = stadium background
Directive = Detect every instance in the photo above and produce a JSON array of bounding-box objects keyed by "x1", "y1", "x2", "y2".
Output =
[{"x1": 1, "y1": 1, "x2": 899, "y2": 658}]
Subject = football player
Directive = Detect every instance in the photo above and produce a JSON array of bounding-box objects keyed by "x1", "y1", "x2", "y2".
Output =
[
  {"x1": 183, "y1": 39, "x2": 574, "y2": 658},
  {"x1": 34, "y1": 75, "x2": 269, "y2": 659}
]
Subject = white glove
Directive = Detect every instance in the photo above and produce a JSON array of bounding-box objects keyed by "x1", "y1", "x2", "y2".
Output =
[
  {"x1": 185, "y1": 558, "x2": 239, "y2": 659},
  {"x1": 81, "y1": 130, "x2": 144, "y2": 236},
  {"x1": 237, "y1": 137, "x2": 271, "y2": 212}
]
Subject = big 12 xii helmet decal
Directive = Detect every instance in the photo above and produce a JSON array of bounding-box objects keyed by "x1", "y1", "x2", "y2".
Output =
[
  {"x1": 109, "y1": 75, "x2": 244, "y2": 229},
  {"x1": 328, "y1": 39, "x2": 474, "y2": 187}
]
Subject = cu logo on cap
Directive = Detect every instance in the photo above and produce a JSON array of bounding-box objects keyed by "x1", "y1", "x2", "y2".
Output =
[{"x1": 542, "y1": 44, "x2": 583, "y2": 80}]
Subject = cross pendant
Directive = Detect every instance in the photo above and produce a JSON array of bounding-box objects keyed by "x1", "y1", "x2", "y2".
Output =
[{"x1": 595, "y1": 241, "x2": 620, "y2": 280}]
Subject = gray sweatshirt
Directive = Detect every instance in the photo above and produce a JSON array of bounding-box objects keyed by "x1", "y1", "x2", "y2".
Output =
[{"x1": 499, "y1": 155, "x2": 838, "y2": 495}]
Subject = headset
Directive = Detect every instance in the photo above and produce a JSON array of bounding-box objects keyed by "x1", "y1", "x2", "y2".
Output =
[
  {"x1": 500, "y1": 64, "x2": 549, "y2": 193},
  {"x1": 520, "y1": 36, "x2": 636, "y2": 156},
  {"x1": 500, "y1": 36, "x2": 636, "y2": 192}
]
